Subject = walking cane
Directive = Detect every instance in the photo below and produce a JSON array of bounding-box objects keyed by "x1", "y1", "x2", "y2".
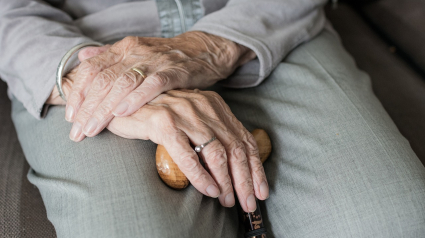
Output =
[{"x1": 156, "y1": 129, "x2": 271, "y2": 238}]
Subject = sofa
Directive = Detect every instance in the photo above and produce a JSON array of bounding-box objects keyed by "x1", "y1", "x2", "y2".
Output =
[{"x1": 1, "y1": 1, "x2": 424, "y2": 237}]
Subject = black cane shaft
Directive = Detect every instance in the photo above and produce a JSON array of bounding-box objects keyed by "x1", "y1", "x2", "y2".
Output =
[{"x1": 242, "y1": 199, "x2": 267, "y2": 238}]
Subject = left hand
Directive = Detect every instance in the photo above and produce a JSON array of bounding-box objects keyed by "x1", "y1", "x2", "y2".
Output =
[{"x1": 65, "y1": 31, "x2": 256, "y2": 142}]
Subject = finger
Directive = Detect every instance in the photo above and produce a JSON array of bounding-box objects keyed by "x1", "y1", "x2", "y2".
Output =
[
  {"x1": 112, "y1": 69, "x2": 179, "y2": 117},
  {"x1": 106, "y1": 107, "x2": 152, "y2": 140},
  {"x1": 78, "y1": 45, "x2": 111, "y2": 61},
  {"x1": 204, "y1": 91, "x2": 268, "y2": 201},
  {"x1": 71, "y1": 62, "x2": 142, "y2": 138},
  {"x1": 65, "y1": 48, "x2": 122, "y2": 122},
  {"x1": 182, "y1": 125, "x2": 235, "y2": 208},
  {"x1": 147, "y1": 95, "x2": 223, "y2": 198},
  {"x1": 214, "y1": 129, "x2": 256, "y2": 212},
  {"x1": 167, "y1": 89, "x2": 256, "y2": 212},
  {"x1": 70, "y1": 62, "x2": 132, "y2": 140},
  {"x1": 203, "y1": 91, "x2": 267, "y2": 202},
  {"x1": 163, "y1": 131, "x2": 221, "y2": 198},
  {"x1": 83, "y1": 67, "x2": 146, "y2": 137},
  {"x1": 206, "y1": 91, "x2": 268, "y2": 200},
  {"x1": 237, "y1": 127, "x2": 269, "y2": 200}
]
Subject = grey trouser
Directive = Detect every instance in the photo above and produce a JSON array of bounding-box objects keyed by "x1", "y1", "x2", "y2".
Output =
[{"x1": 12, "y1": 30, "x2": 425, "y2": 238}]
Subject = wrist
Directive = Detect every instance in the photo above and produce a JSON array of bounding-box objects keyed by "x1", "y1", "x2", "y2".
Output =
[
  {"x1": 179, "y1": 31, "x2": 256, "y2": 78},
  {"x1": 235, "y1": 43, "x2": 257, "y2": 68}
]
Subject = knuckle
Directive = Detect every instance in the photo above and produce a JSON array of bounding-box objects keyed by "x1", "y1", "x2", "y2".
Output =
[
  {"x1": 78, "y1": 106, "x2": 94, "y2": 118},
  {"x1": 97, "y1": 104, "x2": 113, "y2": 117},
  {"x1": 220, "y1": 175, "x2": 233, "y2": 189},
  {"x1": 237, "y1": 178, "x2": 254, "y2": 192},
  {"x1": 79, "y1": 60, "x2": 98, "y2": 73},
  {"x1": 116, "y1": 73, "x2": 138, "y2": 89},
  {"x1": 155, "y1": 109, "x2": 176, "y2": 131},
  {"x1": 169, "y1": 49, "x2": 189, "y2": 60},
  {"x1": 252, "y1": 163, "x2": 266, "y2": 179},
  {"x1": 205, "y1": 147, "x2": 227, "y2": 170},
  {"x1": 191, "y1": 171, "x2": 209, "y2": 185},
  {"x1": 230, "y1": 140, "x2": 246, "y2": 157},
  {"x1": 160, "y1": 53, "x2": 174, "y2": 62},
  {"x1": 69, "y1": 91, "x2": 84, "y2": 105},
  {"x1": 93, "y1": 73, "x2": 114, "y2": 91},
  {"x1": 171, "y1": 97, "x2": 194, "y2": 112},
  {"x1": 178, "y1": 152, "x2": 198, "y2": 171},
  {"x1": 244, "y1": 133, "x2": 260, "y2": 157},
  {"x1": 126, "y1": 90, "x2": 146, "y2": 105},
  {"x1": 121, "y1": 36, "x2": 138, "y2": 46},
  {"x1": 149, "y1": 72, "x2": 170, "y2": 89},
  {"x1": 193, "y1": 93, "x2": 209, "y2": 104}
]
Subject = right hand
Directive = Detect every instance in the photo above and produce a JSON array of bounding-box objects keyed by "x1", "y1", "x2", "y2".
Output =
[{"x1": 107, "y1": 89, "x2": 269, "y2": 212}]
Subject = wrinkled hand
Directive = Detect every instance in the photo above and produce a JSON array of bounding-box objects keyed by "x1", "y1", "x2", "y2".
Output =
[
  {"x1": 46, "y1": 45, "x2": 111, "y2": 105},
  {"x1": 64, "y1": 32, "x2": 255, "y2": 142},
  {"x1": 107, "y1": 89, "x2": 269, "y2": 212}
]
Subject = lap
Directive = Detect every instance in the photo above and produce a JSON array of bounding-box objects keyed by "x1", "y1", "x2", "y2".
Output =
[
  {"x1": 12, "y1": 29, "x2": 425, "y2": 238},
  {"x1": 12, "y1": 100, "x2": 239, "y2": 237}
]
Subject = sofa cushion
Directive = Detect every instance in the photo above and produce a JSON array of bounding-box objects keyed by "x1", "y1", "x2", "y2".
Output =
[
  {"x1": 0, "y1": 80, "x2": 56, "y2": 237},
  {"x1": 326, "y1": 4, "x2": 425, "y2": 165},
  {"x1": 360, "y1": 0, "x2": 425, "y2": 74}
]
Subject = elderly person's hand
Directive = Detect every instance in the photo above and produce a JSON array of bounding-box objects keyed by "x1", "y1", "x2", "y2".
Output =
[
  {"x1": 107, "y1": 89, "x2": 269, "y2": 212},
  {"x1": 64, "y1": 32, "x2": 256, "y2": 142},
  {"x1": 46, "y1": 45, "x2": 111, "y2": 105},
  {"x1": 48, "y1": 71, "x2": 268, "y2": 212}
]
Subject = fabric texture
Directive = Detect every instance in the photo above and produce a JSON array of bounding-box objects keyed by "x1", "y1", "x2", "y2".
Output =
[
  {"x1": 156, "y1": 0, "x2": 204, "y2": 38},
  {"x1": 191, "y1": 0, "x2": 327, "y2": 88},
  {"x1": 11, "y1": 29, "x2": 425, "y2": 238},
  {"x1": 325, "y1": 4, "x2": 425, "y2": 166},
  {"x1": 0, "y1": 80, "x2": 56, "y2": 238},
  {"x1": 0, "y1": 0, "x2": 326, "y2": 119},
  {"x1": 0, "y1": 81, "x2": 24, "y2": 237}
]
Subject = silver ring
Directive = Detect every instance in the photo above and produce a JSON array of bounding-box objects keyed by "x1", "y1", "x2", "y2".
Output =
[
  {"x1": 194, "y1": 136, "x2": 216, "y2": 153},
  {"x1": 56, "y1": 42, "x2": 104, "y2": 102}
]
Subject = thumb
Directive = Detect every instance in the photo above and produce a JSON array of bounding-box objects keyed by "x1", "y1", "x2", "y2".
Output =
[{"x1": 78, "y1": 45, "x2": 111, "y2": 61}]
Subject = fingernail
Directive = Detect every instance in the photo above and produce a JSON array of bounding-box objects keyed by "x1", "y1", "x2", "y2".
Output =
[
  {"x1": 206, "y1": 185, "x2": 220, "y2": 198},
  {"x1": 260, "y1": 181, "x2": 269, "y2": 199},
  {"x1": 83, "y1": 118, "x2": 98, "y2": 135},
  {"x1": 224, "y1": 193, "x2": 235, "y2": 207},
  {"x1": 247, "y1": 194, "x2": 257, "y2": 212},
  {"x1": 69, "y1": 122, "x2": 82, "y2": 141},
  {"x1": 65, "y1": 106, "x2": 74, "y2": 122},
  {"x1": 113, "y1": 102, "x2": 129, "y2": 116}
]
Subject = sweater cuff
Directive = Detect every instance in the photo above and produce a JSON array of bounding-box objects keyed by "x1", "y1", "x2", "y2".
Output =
[{"x1": 189, "y1": 23, "x2": 272, "y2": 88}]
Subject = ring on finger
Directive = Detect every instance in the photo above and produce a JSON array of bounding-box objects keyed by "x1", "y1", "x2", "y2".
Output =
[
  {"x1": 195, "y1": 136, "x2": 216, "y2": 153},
  {"x1": 131, "y1": 67, "x2": 147, "y2": 79}
]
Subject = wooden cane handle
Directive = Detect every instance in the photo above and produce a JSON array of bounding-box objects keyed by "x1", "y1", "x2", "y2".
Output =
[{"x1": 156, "y1": 129, "x2": 272, "y2": 189}]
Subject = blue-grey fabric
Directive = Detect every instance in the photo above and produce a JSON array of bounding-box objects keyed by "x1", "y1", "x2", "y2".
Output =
[
  {"x1": 11, "y1": 29, "x2": 425, "y2": 238},
  {"x1": 156, "y1": 0, "x2": 204, "y2": 38},
  {"x1": 0, "y1": 0, "x2": 327, "y2": 119}
]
